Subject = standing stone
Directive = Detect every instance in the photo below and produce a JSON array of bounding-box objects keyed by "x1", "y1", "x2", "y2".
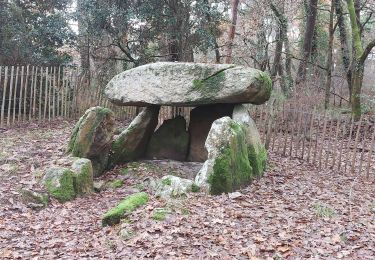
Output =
[
  {"x1": 232, "y1": 104, "x2": 267, "y2": 176},
  {"x1": 145, "y1": 116, "x2": 189, "y2": 161},
  {"x1": 195, "y1": 117, "x2": 253, "y2": 195},
  {"x1": 67, "y1": 106, "x2": 115, "y2": 177},
  {"x1": 104, "y1": 62, "x2": 272, "y2": 106},
  {"x1": 108, "y1": 106, "x2": 160, "y2": 167},
  {"x1": 187, "y1": 104, "x2": 234, "y2": 162}
]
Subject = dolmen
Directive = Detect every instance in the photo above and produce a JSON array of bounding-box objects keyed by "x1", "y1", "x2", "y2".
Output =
[{"x1": 67, "y1": 62, "x2": 272, "y2": 195}]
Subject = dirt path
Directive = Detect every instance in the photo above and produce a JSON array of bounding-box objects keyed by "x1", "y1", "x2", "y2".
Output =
[{"x1": 0, "y1": 123, "x2": 374, "y2": 259}]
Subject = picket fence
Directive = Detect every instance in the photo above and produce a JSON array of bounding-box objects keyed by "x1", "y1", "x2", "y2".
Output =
[{"x1": 1, "y1": 65, "x2": 374, "y2": 177}]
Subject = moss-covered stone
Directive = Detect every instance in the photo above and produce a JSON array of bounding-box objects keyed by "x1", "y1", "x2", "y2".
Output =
[
  {"x1": 248, "y1": 144, "x2": 267, "y2": 176},
  {"x1": 71, "y1": 158, "x2": 94, "y2": 195},
  {"x1": 42, "y1": 167, "x2": 76, "y2": 202},
  {"x1": 20, "y1": 189, "x2": 49, "y2": 208},
  {"x1": 208, "y1": 121, "x2": 253, "y2": 195},
  {"x1": 108, "y1": 106, "x2": 160, "y2": 167},
  {"x1": 102, "y1": 192, "x2": 149, "y2": 226},
  {"x1": 145, "y1": 116, "x2": 189, "y2": 161},
  {"x1": 232, "y1": 104, "x2": 267, "y2": 176},
  {"x1": 67, "y1": 106, "x2": 115, "y2": 177}
]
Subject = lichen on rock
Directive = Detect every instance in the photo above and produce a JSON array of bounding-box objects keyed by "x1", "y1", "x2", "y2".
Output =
[{"x1": 153, "y1": 175, "x2": 195, "y2": 199}]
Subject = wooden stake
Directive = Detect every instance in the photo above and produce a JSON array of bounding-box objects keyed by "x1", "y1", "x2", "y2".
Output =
[
  {"x1": 351, "y1": 115, "x2": 364, "y2": 174},
  {"x1": 18, "y1": 66, "x2": 24, "y2": 123},
  {"x1": 12, "y1": 66, "x2": 19, "y2": 124},
  {"x1": 318, "y1": 113, "x2": 328, "y2": 169},
  {"x1": 366, "y1": 124, "x2": 375, "y2": 178},
  {"x1": 23, "y1": 65, "x2": 29, "y2": 121},
  {"x1": 0, "y1": 66, "x2": 6, "y2": 128},
  {"x1": 7, "y1": 66, "x2": 15, "y2": 126},
  {"x1": 344, "y1": 116, "x2": 355, "y2": 173}
]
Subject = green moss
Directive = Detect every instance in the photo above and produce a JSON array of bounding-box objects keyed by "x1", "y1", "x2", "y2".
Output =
[
  {"x1": 107, "y1": 179, "x2": 123, "y2": 189},
  {"x1": 313, "y1": 203, "x2": 336, "y2": 218},
  {"x1": 102, "y1": 192, "x2": 149, "y2": 226},
  {"x1": 208, "y1": 122, "x2": 253, "y2": 195},
  {"x1": 191, "y1": 183, "x2": 200, "y2": 192},
  {"x1": 162, "y1": 178, "x2": 172, "y2": 186},
  {"x1": 73, "y1": 160, "x2": 93, "y2": 195},
  {"x1": 152, "y1": 208, "x2": 169, "y2": 221},
  {"x1": 254, "y1": 72, "x2": 272, "y2": 100},
  {"x1": 120, "y1": 168, "x2": 129, "y2": 175},
  {"x1": 45, "y1": 169, "x2": 76, "y2": 203},
  {"x1": 247, "y1": 144, "x2": 267, "y2": 176},
  {"x1": 69, "y1": 107, "x2": 113, "y2": 158},
  {"x1": 192, "y1": 70, "x2": 225, "y2": 94}
]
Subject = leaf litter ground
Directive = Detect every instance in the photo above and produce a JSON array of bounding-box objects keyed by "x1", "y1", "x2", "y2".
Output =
[{"x1": 0, "y1": 121, "x2": 374, "y2": 259}]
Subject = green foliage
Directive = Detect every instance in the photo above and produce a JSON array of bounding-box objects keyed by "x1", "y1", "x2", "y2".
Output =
[
  {"x1": 77, "y1": 0, "x2": 228, "y2": 64},
  {"x1": 102, "y1": 192, "x2": 149, "y2": 226},
  {"x1": 0, "y1": 0, "x2": 75, "y2": 65}
]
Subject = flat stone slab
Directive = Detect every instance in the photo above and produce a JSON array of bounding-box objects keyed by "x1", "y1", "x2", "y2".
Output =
[{"x1": 105, "y1": 62, "x2": 272, "y2": 106}]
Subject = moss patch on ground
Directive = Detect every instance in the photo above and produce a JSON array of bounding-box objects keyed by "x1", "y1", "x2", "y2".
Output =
[
  {"x1": 106, "y1": 179, "x2": 124, "y2": 189},
  {"x1": 102, "y1": 192, "x2": 149, "y2": 227}
]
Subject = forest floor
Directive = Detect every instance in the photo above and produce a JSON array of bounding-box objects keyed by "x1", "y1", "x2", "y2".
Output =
[{"x1": 0, "y1": 121, "x2": 374, "y2": 259}]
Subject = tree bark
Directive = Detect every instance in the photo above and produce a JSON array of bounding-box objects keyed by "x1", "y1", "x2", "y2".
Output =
[
  {"x1": 225, "y1": 0, "x2": 240, "y2": 64},
  {"x1": 334, "y1": 0, "x2": 352, "y2": 99},
  {"x1": 324, "y1": 1, "x2": 335, "y2": 109},
  {"x1": 295, "y1": 0, "x2": 319, "y2": 85}
]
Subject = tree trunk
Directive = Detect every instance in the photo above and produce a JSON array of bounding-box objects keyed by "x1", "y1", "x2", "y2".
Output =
[
  {"x1": 324, "y1": 1, "x2": 335, "y2": 109},
  {"x1": 225, "y1": 0, "x2": 240, "y2": 64},
  {"x1": 335, "y1": 0, "x2": 352, "y2": 99},
  {"x1": 295, "y1": 0, "x2": 319, "y2": 85},
  {"x1": 351, "y1": 64, "x2": 364, "y2": 119}
]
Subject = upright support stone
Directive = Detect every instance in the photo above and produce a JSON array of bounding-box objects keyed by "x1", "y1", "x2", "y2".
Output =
[
  {"x1": 195, "y1": 117, "x2": 253, "y2": 194},
  {"x1": 145, "y1": 116, "x2": 189, "y2": 161},
  {"x1": 109, "y1": 106, "x2": 160, "y2": 167},
  {"x1": 67, "y1": 106, "x2": 115, "y2": 177},
  {"x1": 232, "y1": 104, "x2": 267, "y2": 176},
  {"x1": 187, "y1": 104, "x2": 234, "y2": 162}
]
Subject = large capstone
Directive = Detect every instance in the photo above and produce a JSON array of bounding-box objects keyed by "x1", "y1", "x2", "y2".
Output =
[
  {"x1": 146, "y1": 116, "x2": 189, "y2": 161},
  {"x1": 104, "y1": 62, "x2": 272, "y2": 106},
  {"x1": 232, "y1": 104, "x2": 267, "y2": 176},
  {"x1": 67, "y1": 106, "x2": 115, "y2": 177},
  {"x1": 108, "y1": 106, "x2": 160, "y2": 167},
  {"x1": 187, "y1": 104, "x2": 234, "y2": 162},
  {"x1": 195, "y1": 117, "x2": 255, "y2": 195}
]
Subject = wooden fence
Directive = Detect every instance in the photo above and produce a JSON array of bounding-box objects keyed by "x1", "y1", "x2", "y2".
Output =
[
  {"x1": 249, "y1": 104, "x2": 375, "y2": 178},
  {"x1": 0, "y1": 65, "x2": 136, "y2": 127}
]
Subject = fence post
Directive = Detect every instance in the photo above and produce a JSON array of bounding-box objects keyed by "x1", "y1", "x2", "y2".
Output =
[{"x1": 0, "y1": 66, "x2": 7, "y2": 128}]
